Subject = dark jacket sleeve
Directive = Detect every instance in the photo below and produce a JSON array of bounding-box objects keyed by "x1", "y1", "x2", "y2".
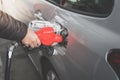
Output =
[{"x1": 0, "y1": 10, "x2": 28, "y2": 42}]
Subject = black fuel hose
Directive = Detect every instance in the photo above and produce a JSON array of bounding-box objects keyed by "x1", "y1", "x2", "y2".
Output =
[{"x1": 4, "y1": 42, "x2": 18, "y2": 80}]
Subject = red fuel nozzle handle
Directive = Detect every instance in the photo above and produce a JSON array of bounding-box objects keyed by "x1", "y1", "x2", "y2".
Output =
[{"x1": 36, "y1": 27, "x2": 62, "y2": 46}]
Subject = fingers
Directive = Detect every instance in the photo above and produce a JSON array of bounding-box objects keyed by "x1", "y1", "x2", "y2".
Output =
[
  {"x1": 36, "y1": 37, "x2": 41, "y2": 46},
  {"x1": 30, "y1": 42, "x2": 36, "y2": 48},
  {"x1": 29, "y1": 39, "x2": 41, "y2": 48},
  {"x1": 23, "y1": 38, "x2": 41, "y2": 48},
  {"x1": 22, "y1": 28, "x2": 41, "y2": 48},
  {"x1": 23, "y1": 37, "x2": 41, "y2": 48}
]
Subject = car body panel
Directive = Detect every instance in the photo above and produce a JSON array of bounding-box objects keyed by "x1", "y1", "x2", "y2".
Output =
[
  {"x1": 6, "y1": 0, "x2": 120, "y2": 80},
  {"x1": 27, "y1": 0, "x2": 120, "y2": 80},
  {"x1": 30, "y1": 0, "x2": 120, "y2": 80}
]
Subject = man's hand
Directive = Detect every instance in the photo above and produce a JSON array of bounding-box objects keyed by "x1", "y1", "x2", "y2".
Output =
[{"x1": 22, "y1": 28, "x2": 41, "y2": 48}]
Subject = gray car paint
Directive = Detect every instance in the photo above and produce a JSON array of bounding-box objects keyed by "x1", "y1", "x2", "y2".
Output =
[{"x1": 6, "y1": 0, "x2": 119, "y2": 80}]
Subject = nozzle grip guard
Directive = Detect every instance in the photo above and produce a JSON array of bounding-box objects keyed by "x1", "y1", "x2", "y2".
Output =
[{"x1": 36, "y1": 27, "x2": 62, "y2": 46}]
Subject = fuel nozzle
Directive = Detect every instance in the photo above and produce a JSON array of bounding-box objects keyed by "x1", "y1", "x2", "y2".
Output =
[{"x1": 36, "y1": 27, "x2": 63, "y2": 46}]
